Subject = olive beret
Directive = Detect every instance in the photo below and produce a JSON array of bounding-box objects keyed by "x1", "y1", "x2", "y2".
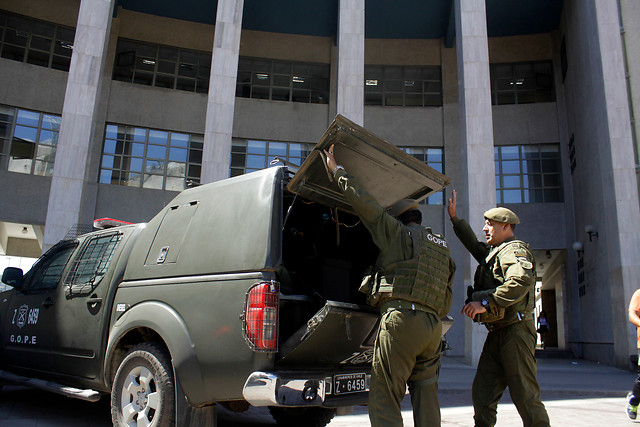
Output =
[
  {"x1": 389, "y1": 199, "x2": 419, "y2": 218},
  {"x1": 483, "y1": 207, "x2": 520, "y2": 224}
]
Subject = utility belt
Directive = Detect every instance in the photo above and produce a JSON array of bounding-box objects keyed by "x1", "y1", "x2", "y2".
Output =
[
  {"x1": 483, "y1": 310, "x2": 533, "y2": 332},
  {"x1": 379, "y1": 299, "x2": 438, "y2": 316}
]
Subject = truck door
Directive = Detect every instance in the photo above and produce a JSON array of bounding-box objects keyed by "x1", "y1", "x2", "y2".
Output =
[
  {"x1": 0, "y1": 240, "x2": 78, "y2": 372},
  {"x1": 48, "y1": 231, "x2": 126, "y2": 379}
]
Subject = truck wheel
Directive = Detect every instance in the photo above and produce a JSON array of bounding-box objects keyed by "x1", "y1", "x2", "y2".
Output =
[
  {"x1": 268, "y1": 406, "x2": 336, "y2": 427},
  {"x1": 111, "y1": 342, "x2": 175, "y2": 427}
]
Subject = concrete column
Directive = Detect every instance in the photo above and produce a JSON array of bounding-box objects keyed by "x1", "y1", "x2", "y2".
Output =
[
  {"x1": 201, "y1": 0, "x2": 244, "y2": 184},
  {"x1": 441, "y1": 39, "x2": 468, "y2": 357},
  {"x1": 593, "y1": 0, "x2": 640, "y2": 368},
  {"x1": 336, "y1": 0, "x2": 364, "y2": 126},
  {"x1": 43, "y1": 0, "x2": 115, "y2": 251},
  {"x1": 454, "y1": 0, "x2": 495, "y2": 366},
  {"x1": 619, "y1": 0, "x2": 640, "y2": 190}
]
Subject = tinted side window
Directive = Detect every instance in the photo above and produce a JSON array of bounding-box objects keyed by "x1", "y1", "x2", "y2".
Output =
[
  {"x1": 64, "y1": 233, "x2": 123, "y2": 297},
  {"x1": 24, "y1": 243, "x2": 77, "y2": 291}
]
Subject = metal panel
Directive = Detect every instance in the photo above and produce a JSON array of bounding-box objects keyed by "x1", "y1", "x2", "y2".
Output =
[
  {"x1": 124, "y1": 167, "x2": 283, "y2": 281},
  {"x1": 287, "y1": 115, "x2": 450, "y2": 213}
]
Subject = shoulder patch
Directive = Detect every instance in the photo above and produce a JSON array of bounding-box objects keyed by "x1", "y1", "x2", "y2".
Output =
[{"x1": 517, "y1": 257, "x2": 533, "y2": 270}]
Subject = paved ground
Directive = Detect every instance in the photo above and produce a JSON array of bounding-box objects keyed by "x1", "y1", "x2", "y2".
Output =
[
  {"x1": 0, "y1": 355, "x2": 637, "y2": 426},
  {"x1": 323, "y1": 355, "x2": 639, "y2": 426}
]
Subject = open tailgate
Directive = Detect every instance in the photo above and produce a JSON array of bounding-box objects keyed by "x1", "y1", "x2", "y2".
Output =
[
  {"x1": 286, "y1": 114, "x2": 450, "y2": 213},
  {"x1": 277, "y1": 301, "x2": 379, "y2": 367}
]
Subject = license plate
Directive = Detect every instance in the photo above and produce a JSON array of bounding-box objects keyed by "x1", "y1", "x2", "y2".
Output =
[{"x1": 333, "y1": 373, "x2": 367, "y2": 395}]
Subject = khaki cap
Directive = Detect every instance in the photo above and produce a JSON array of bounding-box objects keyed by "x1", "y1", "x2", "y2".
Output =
[
  {"x1": 389, "y1": 199, "x2": 419, "y2": 218},
  {"x1": 484, "y1": 207, "x2": 520, "y2": 224}
]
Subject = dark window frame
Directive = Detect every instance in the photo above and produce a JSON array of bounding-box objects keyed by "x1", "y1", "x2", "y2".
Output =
[
  {"x1": 0, "y1": 11, "x2": 75, "y2": 71},
  {"x1": 495, "y1": 143, "x2": 563, "y2": 204},
  {"x1": 364, "y1": 65, "x2": 443, "y2": 107},
  {"x1": 236, "y1": 57, "x2": 330, "y2": 104},
  {"x1": 112, "y1": 38, "x2": 212, "y2": 94},
  {"x1": 490, "y1": 61, "x2": 555, "y2": 105}
]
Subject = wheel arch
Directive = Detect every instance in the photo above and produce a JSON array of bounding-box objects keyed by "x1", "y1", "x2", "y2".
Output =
[{"x1": 105, "y1": 301, "x2": 208, "y2": 404}]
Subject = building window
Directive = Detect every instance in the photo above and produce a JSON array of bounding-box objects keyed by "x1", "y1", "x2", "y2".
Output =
[
  {"x1": 0, "y1": 11, "x2": 75, "y2": 72},
  {"x1": 0, "y1": 104, "x2": 60, "y2": 176},
  {"x1": 364, "y1": 66, "x2": 442, "y2": 107},
  {"x1": 495, "y1": 144, "x2": 563, "y2": 203},
  {"x1": 490, "y1": 61, "x2": 555, "y2": 105},
  {"x1": 230, "y1": 139, "x2": 314, "y2": 177},
  {"x1": 236, "y1": 57, "x2": 330, "y2": 104},
  {"x1": 113, "y1": 39, "x2": 211, "y2": 94},
  {"x1": 99, "y1": 124, "x2": 203, "y2": 191},
  {"x1": 399, "y1": 147, "x2": 444, "y2": 205}
]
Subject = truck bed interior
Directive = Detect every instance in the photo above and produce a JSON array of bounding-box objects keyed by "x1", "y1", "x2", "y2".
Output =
[{"x1": 278, "y1": 191, "x2": 380, "y2": 343}]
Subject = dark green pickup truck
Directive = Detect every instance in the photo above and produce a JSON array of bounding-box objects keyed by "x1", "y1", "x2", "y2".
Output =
[{"x1": 0, "y1": 116, "x2": 450, "y2": 427}]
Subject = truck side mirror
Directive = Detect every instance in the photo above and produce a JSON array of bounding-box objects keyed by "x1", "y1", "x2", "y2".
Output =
[{"x1": 2, "y1": 267, "x2": 24, "y2": 289}]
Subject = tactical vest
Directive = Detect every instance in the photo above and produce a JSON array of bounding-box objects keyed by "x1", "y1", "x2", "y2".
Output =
[{"x1": 375, "y1": 226, "x2": 451, "y2": 314}]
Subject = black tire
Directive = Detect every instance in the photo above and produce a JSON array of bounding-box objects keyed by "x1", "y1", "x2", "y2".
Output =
[
  {"x1": 111, "y1": 342, "x2": 175, "y2": 427},
  {"x1": 268, "y1": 406, "x2": 336, "y2": 427}
]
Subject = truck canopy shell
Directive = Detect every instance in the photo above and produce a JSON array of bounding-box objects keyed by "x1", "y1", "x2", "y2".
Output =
[{"x1": 123, "y1": 167, "x2": 283, "y2": 281}]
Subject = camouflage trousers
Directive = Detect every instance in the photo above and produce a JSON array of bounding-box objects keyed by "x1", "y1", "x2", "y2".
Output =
[
  {"x1": 368, "y1": 307, "x2": 443, "y2": 427},
  {"x1": 472, "y1": 320, "x2": 550, "y2": 427}
]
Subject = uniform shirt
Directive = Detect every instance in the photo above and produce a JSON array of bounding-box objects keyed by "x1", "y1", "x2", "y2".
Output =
[
  {"x1": 630, "y1": 289, "x2": 640, "y2": 349},
  {"x1": 334, "y1": 168, "x2": 455, "y2": 315},
  {"x1": 452, "y1": 216, "x2": 535, "y2": 325}
]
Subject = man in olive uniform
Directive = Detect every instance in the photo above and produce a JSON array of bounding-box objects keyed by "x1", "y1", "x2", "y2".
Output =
[
  {"x1": 447, "y1": 190, "x2": 549, "y2": 427},
  {"x1": 324, "y1": 145, "x2": 456, "y2": 427}
]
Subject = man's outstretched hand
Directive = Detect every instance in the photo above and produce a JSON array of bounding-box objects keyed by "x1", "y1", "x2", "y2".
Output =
[
  {"x1": 447, "y1": 189, "x2": 457, "y2": 219},
  {"x1": 324, "y1": 144, "x2": 337, "y2": 172}
]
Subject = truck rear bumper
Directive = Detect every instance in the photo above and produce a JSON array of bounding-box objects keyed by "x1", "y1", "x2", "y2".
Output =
[{"x1": 242, "y1": 370, "x2": 370, "y2": 407}]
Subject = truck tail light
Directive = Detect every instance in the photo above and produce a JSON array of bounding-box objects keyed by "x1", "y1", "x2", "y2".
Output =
[{"x1": 242, "y1": 281, "x2": 279, "y2": 352}]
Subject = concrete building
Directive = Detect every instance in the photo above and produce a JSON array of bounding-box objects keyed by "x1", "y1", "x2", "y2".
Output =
[{"x1": 0, "y1": 0, "x2": 639, "y2": 369}]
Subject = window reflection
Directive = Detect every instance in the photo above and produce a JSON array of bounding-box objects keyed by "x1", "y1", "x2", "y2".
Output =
[
  {"x1": 399, "y1": 147, "x2": 445, "y2": 205},
  {"x1": 99, "y1": 124, "x2": 202, "y2": 190},
  {"x1": 230, "y1": 139, "x2": 314, "y2": 177},
  {"x1": 0, "y1": 104, "x2": 60, "y2": 176},
  {"x1": 495, "y1": 144, "x2": 563, "y2": 203}
]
